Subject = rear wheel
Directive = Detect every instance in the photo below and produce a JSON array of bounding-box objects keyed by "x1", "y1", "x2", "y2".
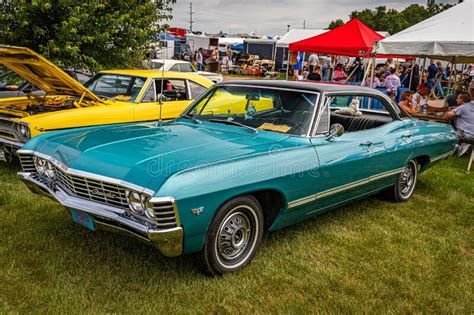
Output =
[
  {"x1": 385, "y1": 159, "x2": 418, "y2": 202},
  {"x1": 196, "y1": 195, "x2": 264, "y2": 276}
]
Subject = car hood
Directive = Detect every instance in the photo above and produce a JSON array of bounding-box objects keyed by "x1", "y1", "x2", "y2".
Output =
[
  {"x1": 0, "y1": 45, "x2": 100, "y2": 101},
  {"x1": 30, "y1": 120, "x2": 290, "y2": 192},
  {"x1": 197, "y1": 71, "x2": 222, "y2": 77}
]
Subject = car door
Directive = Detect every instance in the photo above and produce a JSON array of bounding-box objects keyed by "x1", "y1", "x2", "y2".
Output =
[
  {"x1": 304, "y1": 93, "x2": 406, "y2": 214},
  {"x1": 134, "y1": 78, "x2": 192, "y2": 121}
]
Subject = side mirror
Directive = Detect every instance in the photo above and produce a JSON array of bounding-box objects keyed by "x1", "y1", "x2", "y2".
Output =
[
  {"x1": 157, "y1": 93, "x2": 164, "y2": 104},
  {"x1": 326, "y1": 123, "x2": 345, "y2": 141}
]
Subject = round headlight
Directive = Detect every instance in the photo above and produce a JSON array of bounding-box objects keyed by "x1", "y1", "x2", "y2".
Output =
[
  {"x1": 127, "y1": 191, "x2": 145, "y2": 214},
  {"x1": 144, "y1": 199, "x2": 156, "y2": 220},
  {"x1": 17, "y1": 124, "x2": 30, "y2": 138},
  {"x1": 33, "y1": 156, "x2": 47, "y2": 175},
  {"x1": 45, "y1": 161, "x2": 55, "y2": 179}
]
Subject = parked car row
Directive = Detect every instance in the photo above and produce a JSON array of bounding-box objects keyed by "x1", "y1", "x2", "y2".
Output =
[
  {"x1": 0, "y1": 45, "x2": 214, "y2": 161},
  {"x1": 146, "y1": 58, "x2": 224, "y2": 83},
  {"x1": 1, "y1": 45, "x2": 457, "y2": 275}
]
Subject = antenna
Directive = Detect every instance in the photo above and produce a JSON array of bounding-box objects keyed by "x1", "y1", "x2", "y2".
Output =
[
  {"x1": 303, "y1": 20, "x2": 306, "y2": 29},
  {"x1": 189, "y1": 2, "x2": 194, "y2": 33},
  {"x1": 157, "y1": 39, "x2": 167, "y2": 126}
]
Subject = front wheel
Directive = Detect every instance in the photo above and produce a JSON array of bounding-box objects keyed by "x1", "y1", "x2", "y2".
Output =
[
  {"x1": 385, "y1": 160, "x2": 418, "y2": 202},
  {"x1": 196, "y1": 195, "x2": 264, "y2": 276}
]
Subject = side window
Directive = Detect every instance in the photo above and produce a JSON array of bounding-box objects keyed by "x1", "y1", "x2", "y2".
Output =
[
  {"x1": 169, "y1": 64, "x2": 180, "y2": 72},
  {"x1": 330, "y1": 95, "x2": 389, "y2": 113},
  {"x1": 189, "y1": 81, "x2": 208, "y2": 99},
  {"x1": 141, "y1": 79, "x2": 156, "y2": 102},
  {"x1": 328, "y1": 94, "x2": 394, "y2": 133},
  {"x1": 316, "y1": 98, "x2": 331, "y2": 134},
  {"x1": 178, "y1": 63, "x2": 195, "y2": 72},
  {"x1": 156, "y1": 79, "x2": 188, "y2": 101}
]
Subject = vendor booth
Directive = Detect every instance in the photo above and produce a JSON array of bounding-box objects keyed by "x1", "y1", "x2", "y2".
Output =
[
  {"x1": 288, "y1": 19, "x2": 384, "y2": 58},
  {"x1": 275, "y1": 29, "x2": 327, "y2": 69}
]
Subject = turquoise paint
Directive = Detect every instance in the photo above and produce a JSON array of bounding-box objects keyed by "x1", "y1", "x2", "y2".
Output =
[{"x1": 23, "y1": 111, "x2": 457, "y2": 255}]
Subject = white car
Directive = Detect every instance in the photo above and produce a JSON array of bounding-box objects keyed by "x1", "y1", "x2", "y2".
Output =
[{"x1": 148, "y1": 59, "x2": 223, "y2": 83}]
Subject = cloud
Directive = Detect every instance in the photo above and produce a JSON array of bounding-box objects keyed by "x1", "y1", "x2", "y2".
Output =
[{"x1": 169, "y1": 0, "x2": 458, "y2": 34}]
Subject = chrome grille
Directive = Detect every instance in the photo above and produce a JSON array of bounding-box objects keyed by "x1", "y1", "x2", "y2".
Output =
[
  {"x1": 19, "y1": 154, "x2": 36, "y2": 173},
  {"x1": 19, "y1": 153, "x2": 179, "y2": 228},
  {"x1": 152, "y1": 200, "x2": 178, "y2": 228},
  {"x1": 50, "y1": 163, "x2": 129, "y2": 209},
  {"x1": 0, "y1": 118, "x2": 18, "y2": 141},
  {"x1": 19, "y1": 153, "x2": 128, "y2": 209}
]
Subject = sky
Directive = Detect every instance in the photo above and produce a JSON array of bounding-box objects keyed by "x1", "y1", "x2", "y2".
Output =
[{"x1": 168, "y1": 0, "x2": 459, "y2": 35}]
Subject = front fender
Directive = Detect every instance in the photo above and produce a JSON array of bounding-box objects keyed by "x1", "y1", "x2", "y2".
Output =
[{"x1": 154, "y1": 144, "x2": 319, "y2": 254}]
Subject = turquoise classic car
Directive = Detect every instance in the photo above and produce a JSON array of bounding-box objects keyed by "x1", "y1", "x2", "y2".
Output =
[{"x1": 17, "y1": 81, "x2": 457, "y2": 275}]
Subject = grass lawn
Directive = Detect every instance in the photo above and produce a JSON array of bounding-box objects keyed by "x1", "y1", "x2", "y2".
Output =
[{"x1": 1, "y1": 157, "x2": 473, "y2": 313}]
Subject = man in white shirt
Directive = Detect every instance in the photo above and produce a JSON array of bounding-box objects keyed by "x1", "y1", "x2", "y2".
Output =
[
  {"x1": 384, "y1": 67, "x2": 401, "y2": 99},
  {"x1": 308, "y1": 53, "x2": 318, "y2": 73}
]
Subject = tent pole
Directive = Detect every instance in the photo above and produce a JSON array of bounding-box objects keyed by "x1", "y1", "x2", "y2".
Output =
[
  {"x1": 369, "y1": 55, "x2": 376, "y2": 88},
  {"x1": 347, "y1": 64, "x2": 358, "y2": 82},
  {"x1": 453, "y1": 63, "x2": 458, "y2": 90},
  {"x1": 408, "y1": 60, "x2": 414, "y2": 90},
  {"x1": 361, "y1": 57, "x2": 372, "y2": 86},
  {"x1": 271, "y1": 44, "x2": 277, "y2": 72},
  {"x1": 448, "y1": 62, "x2": 455, "y2": 93}
]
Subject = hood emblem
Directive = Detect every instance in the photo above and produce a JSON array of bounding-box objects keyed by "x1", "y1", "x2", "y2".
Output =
[
  {"x1": 191, "y1": 206, "x2": 204, "y2": 216},
  {"x1": 91, "y1": 188, "x2": 117, "y2": 199}
]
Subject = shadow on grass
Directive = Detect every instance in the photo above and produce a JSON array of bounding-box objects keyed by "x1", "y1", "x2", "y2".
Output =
[{"x1": 47, "y1": 190, "x2": 391, "y2": 280}]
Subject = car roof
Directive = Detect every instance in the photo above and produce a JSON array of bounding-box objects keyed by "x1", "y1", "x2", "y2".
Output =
[
  {"x1": 97, "y1": 69, "x2": 213, "y2": 86},
  {"x1": 150, "y1": 59, "x2": 189, "y2": 65},
  {"x1": 217, "y1": 80, "x2": 389, "y2": 98}
]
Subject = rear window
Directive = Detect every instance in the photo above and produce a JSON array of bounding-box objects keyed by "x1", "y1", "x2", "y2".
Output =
[{"x1": 84, "y1": 73, "x2": 146, "y2": 102}]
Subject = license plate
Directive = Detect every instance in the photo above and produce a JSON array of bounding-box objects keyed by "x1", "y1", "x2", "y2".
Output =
[{"x1": 70, "y1": 209, "x2": 95, "y2": 231}]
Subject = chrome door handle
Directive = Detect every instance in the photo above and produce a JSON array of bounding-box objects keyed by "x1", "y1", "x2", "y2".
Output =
[{"x1": 360, "y1": 141, "x2": 373, "y2": 152}]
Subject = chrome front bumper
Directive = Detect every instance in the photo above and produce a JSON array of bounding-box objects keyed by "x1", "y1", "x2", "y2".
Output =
[
  {"x1": 0, "y1": 138, "x2": 24, "y2": 161},
  {"x1": 18, "y1": 172, "x2": 183, "y2": 257}
]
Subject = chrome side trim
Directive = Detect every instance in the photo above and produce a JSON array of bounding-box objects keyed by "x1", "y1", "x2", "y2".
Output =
[
  {"x1": 288, "y1": 168, "x2": 404, "y2": 209},
  {"x1": 431, "y1": 149, "x2": 455, "y2": 162},
  {"x1": 17, "y1": 149, "x2": 155, "y2": 196}
]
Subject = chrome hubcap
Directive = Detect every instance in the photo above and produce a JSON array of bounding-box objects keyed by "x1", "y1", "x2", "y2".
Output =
[
  {"x1": 400, "y1": 163, "x2": 415, "y2": 197},
  {"x1": 217, "y1": 212, "x2": 251, "y2": 261}
]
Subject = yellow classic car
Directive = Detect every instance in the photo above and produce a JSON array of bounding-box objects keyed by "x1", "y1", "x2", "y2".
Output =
[{"x1": 0, "y1": 45, "x2": 214, "y2": 161}]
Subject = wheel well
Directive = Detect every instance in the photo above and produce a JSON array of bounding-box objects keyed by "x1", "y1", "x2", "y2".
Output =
[
  {"x1": 414, "y1": 155, "x2": 430, "y2": 172},
  {"x1": 248, "y1": 190, "x2": 285, "y2": 231}
]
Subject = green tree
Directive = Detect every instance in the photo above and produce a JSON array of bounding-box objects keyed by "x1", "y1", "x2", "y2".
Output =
[
  {"x1": 0, "y1": 0, "x2": 175, "y2": 71},
  {"x1": 333, "y1": 0, "x2": 454, "y2": 35},
  {"x1": 328, "y1": 19, "x2": 344, "y2": 30}
]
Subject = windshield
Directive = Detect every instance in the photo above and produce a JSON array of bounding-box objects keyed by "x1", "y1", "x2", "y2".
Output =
[
  {"x1": 84, "y1": 73, "x2": 146, "y2": 102},
  {"x1": 0, "y1": 71, "x2": 26, "y2": 91},
  {"x1": 184, "y1": 86, "x2": 318, "y2": 136},
  {"x1": 149, "y1": 62, "x2": 164, "y2": 70}
]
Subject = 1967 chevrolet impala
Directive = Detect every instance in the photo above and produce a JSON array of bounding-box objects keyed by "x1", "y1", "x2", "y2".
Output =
[{"x1": 17, "y1": 81, "x2": 457, "y2": 275}]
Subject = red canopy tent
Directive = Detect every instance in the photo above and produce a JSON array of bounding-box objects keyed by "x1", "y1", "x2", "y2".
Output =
[{"x1": 288, "y1": 18, "x2": 383, "y2": 57}]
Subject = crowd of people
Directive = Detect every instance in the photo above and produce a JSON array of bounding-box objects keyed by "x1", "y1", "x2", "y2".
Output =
[{"x1": 298, "y1": 55, "x2": 474, "y2": 156}]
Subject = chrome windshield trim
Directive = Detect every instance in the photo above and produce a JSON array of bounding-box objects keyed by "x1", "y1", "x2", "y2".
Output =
[
  {"x1": 182, "y1": 84, "x2": 321, "y2": 138},
  {"x1": 17, "y1": 149, "x2": 155, "y2": 196},
  {"x1": 287, "y1": 167, "x2": 405, "y2": 209}
]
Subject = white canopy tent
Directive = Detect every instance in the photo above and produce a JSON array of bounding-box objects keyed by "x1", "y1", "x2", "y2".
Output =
[
  {"x1": 276, "y1": 29, "x2": 328, "y2": 48},
  {"x1": 376, "y1": 0, "x2": 474, "y2": 63}
]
